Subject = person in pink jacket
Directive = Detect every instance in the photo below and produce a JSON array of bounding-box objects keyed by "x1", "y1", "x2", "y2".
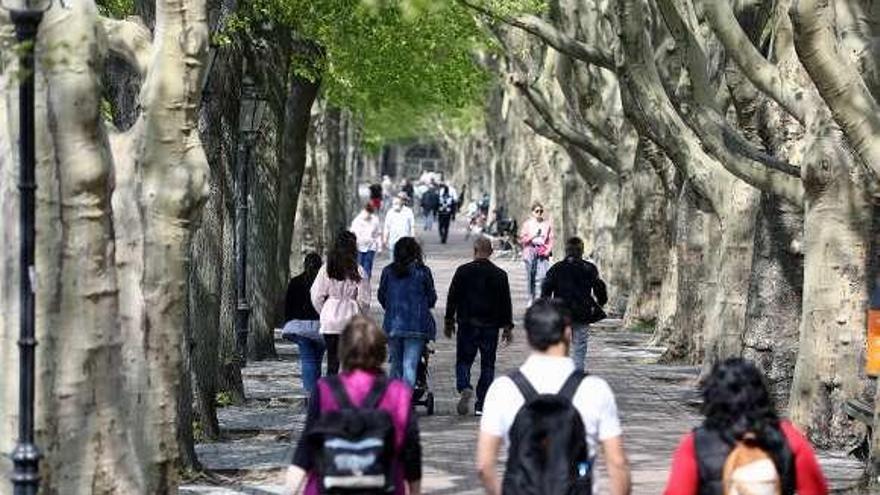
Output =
[
  {"x1": 311, "y1": 231, "x2": 371, "y2": 375},
  {"x1": 519, "y1": 201, "x2": 554, "y2": 306}
]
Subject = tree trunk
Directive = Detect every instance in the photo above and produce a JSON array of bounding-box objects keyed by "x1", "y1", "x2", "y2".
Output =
[
  {"x1": 742, "y1": 194, "x2": 803, "y2": 408},
  {"x1": 660, "y1": 185, "x2": 710, "y2": 363},
  {"x1": 623, "y1": 139, "x2": 670, "y2": 328},
  {"x1": 701, "y1": 183, "x2": 760, "y2": 369},
  {"x1": 789, "y1": 129, "x2": 873, "y2": 448}
]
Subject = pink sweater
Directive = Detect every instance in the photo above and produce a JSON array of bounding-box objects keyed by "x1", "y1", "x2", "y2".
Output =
[
  {"x1": 519, "y1": 217, "x2": 554, "y2": 260},
  {"x1": 309, "y1": 265, "x2": 370, "y2": 335}
]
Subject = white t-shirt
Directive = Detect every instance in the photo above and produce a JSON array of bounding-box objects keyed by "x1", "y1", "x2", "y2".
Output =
[
  {"x1": 383, "y1": 206, "x2": 415, "y2": 248},
  {"x1": 480, "y1": 354, "x2": 622, "y2": 460}
]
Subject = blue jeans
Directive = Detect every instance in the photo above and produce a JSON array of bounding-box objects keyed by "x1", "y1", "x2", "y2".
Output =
[
  {"x1": 571, "y1": 324, "x2": 589, "y2": 371},
  {"x1": 358, "y1": 250, "x2": 376, "y2": 279},
  {"x1": 288, "y1": 335, "x2": 326, "y2": 396},
  {"x1": 423, "y1": 212, "x2": 434, "y2": 231},
  {"x1": 389, "y1": 336, "x2": 426, "y2": 387},
  {"x1": 524, "y1": 257, "x2": 550, "y2": 302},
  {"x1": 456, "y1": 325, "x2": 499, "y2": 410}
]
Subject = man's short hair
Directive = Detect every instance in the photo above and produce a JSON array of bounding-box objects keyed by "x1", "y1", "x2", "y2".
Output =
[
  {"x1": 565, "y1": 237, "x2": 585, "y2": 258},
  {"x1": 474, "y1": 237, "x2": 493, "y2": 256},
  {"x1": 524, "y1": 299, "x2": 571, "y2": 351}
]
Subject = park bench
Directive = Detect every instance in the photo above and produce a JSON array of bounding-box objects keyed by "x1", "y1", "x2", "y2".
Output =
[{"x1": 844, "y1": 398, "x2": 874, "y2": 461}]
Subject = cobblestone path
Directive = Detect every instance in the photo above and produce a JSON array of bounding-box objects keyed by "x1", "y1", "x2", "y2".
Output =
[{"x1": 183, "y1": 222, "x2": 865, "y2": 494}]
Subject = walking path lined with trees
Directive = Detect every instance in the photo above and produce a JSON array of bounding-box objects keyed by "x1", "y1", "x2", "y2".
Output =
[
  {"x1": 4, "y1": 0, "x2": 880, "y2": 492},
  {"x1": 181, "y1": 224, "x2": 864, "y2": 494}
]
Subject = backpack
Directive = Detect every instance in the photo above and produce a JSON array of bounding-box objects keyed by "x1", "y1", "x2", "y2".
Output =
[
  {"x1": 307, "y1": 376, "x2": 395, "y2": 494},
  {"x1": 694, "y1": 427, "x2": 795, "y2": 495},
  {"x1": 503, "y1": 370, "x2": 591, "y2": 495},
  {"x1": 438, "y1": 195, "x2": 454, "y2": 214}
]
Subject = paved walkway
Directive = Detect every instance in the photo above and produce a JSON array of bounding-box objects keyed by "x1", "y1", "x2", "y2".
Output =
[{"x1": 183, "y1": 221, "x2": 865, "y2": 494}]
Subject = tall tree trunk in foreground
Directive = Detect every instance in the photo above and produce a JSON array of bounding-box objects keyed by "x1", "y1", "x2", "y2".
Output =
[{"x1": 1, "y1": 0, "x2": 210, "y2": 492}]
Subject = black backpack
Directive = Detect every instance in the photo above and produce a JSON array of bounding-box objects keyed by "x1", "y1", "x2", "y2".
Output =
[
  {"x1": 503, "y1": 370, "x2": 592, "y2": 495},
  {"x1": 306, "y1": 376, "x2": 395, "y2": 494}
]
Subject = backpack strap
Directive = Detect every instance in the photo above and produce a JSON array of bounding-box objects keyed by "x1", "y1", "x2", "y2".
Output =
[
  {"x1": 361, "y1": 375, "x2": 389, "y2": 410},
  {"x1": 509, "y1": 370, "x2": 539, "y2": 402},
  {"x1": 325, "y1": 376, "x2": 354, "y2": 410},
  {"x1": 558, "y1": 370, "x2": 586, "y2": 402}
]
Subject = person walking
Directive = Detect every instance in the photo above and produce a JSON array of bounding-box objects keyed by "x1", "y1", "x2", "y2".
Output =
[
  {"x1": 284, "y1": 316, "x2": 422, "y2": 495},
  {"x1": 310, "y1": 231, "x2": 370, "y2": 376},
  {"x1": 383, "y1": 193, "x2": 416, "y2": 260},
  {"x1": 541, "y1": 237, "x2": 608, "y2": 372},
  {"x1": 368, "y1": 183, "x2": 383, "y2": 211},
  {"x1": 519, "y1": 201, "x2": 554, "y2": 306},
  {"x1": 437, "y1": 185, "x2": 455, "y2": 244},
  {"x1": 420, "y1": 184, "x2": 439, "y2": 231},
  {"x1": 282, "y1": 253, "x2": 325, "y2": 397},
  {"x1": 378, "y1": 238, "x2": 437, "y2": 387},
  {"x1": 350, "y1": 203, "x2": 382, "y2": 279},
  {"x1": 663, "y1": 358, "x2": 827, "y2": 495},
  {"x1": 476, "y1": 299, "x2": 630, "y2": 495},
  {"x1": 445, "y1": 238, "x2": 513, "y2": 416}
]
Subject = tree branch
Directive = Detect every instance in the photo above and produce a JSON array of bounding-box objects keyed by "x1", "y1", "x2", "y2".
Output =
[
  {"x1": 99, "y1": 16, "x2": 152, "y2": 79},
  {"x1": 654, "y1": 0, "x2": 722, "y2": 111},
  {"x1": 515, "y1": 79, "x2": 621, "y2": 173},
  {"x1": 524, "y1": 117, "x2": 617, "y2": 185},
  {"x1": 699, "y1": 0, "x2": 808, "y2": 124},
  {"x1": 457, "y1": 0, "x2": 616, "y2": 70},
  {"x1": 791, "y1": 0, "x2": 880, "y2": 178},
  {"x1": 650, "y1": 0, "x2": 803, "y2": 197},
  {"x1": 616, "y1": 0, "x2": 804, "y2": 209}
]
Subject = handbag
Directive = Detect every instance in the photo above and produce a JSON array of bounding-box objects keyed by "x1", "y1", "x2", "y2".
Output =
[{"x1": 282, "y1": 319, "x2": 322, "y2": 341}]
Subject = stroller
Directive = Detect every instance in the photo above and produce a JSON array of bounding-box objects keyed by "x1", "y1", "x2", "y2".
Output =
[{"x1": 411, "y1": 344, "x2": 436, "y2": 415}]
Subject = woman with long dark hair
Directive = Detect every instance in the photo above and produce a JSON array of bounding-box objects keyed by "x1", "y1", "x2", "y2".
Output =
[
  {"x1": 378, "y1": 237, "x2": 437, "y2": 386},
  {"x1": 664, "y1": 358, "x2": 827, "y2": 495},
  {"x1": 311, "y1": 231, "x2": 370, "y2": 375}
]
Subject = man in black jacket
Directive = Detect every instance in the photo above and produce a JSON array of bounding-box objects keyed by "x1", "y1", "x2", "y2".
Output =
[
  {"x1": 445, "y1": 238, "x2": 514, "y2": 416},
  {"x1": 541, "y1": 237, "x2": 607, "y2": 371}
]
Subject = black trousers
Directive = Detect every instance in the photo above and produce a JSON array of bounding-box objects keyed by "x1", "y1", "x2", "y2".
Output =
[
  {"x1": 438, "y1": 214, "x2": 452, "y2": 243},
  {"x1": 324, "y1": 334, "x2": 340, "y2": 375},
  {"x1": 456, "y1": 325, "x2": 500, "y2": 410}
]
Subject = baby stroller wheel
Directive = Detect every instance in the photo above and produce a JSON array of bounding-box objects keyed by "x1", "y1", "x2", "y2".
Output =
[{"x1": 426, "y1": 392, "x2": 435, "y2": 416}]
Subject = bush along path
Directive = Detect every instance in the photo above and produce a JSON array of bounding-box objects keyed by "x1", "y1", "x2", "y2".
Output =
[{"x1": 181, "y1": 223, "x2": 865, "y2": 494}]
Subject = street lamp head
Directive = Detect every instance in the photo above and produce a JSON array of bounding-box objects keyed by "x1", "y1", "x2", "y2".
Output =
[{"x1": 239, "y1": 76, "x2": 268, "y2": 137}]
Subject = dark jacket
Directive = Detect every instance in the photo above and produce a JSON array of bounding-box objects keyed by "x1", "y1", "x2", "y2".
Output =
[
  {"x1": 378, "y1": 263, "x2": 438, "y2": 340},
  {"x1": 541, "y1": 257, "x2": 608, "y2": 324},
  {"x1": 421, "y1": 188, "x2": 439, "y2": 212},
  {"x1": 445, "y1": 259, "x2": 514, "y2": 329},
  {"x1": 285, "y1": 272, "x2": 320, "y2": 322}
]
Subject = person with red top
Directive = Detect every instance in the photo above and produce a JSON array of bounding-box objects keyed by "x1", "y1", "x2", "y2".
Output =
[
  {"x1": 664, "y1": 358, "x2": 827, "y2": 495},
  {"x1": 284, "y1": 315, "x2": 422, "y2": 495}
]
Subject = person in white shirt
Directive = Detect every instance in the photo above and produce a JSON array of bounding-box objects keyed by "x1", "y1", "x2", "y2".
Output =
[
  {"x1": 349, "y1": 203, "x2": 382, "y2": 279},
  {"x1": 383, "y1": 194, "x2": 416, "y2": 260},
  {"x1": 476, "y1": 299, "x2": 631, "y2": 495}
]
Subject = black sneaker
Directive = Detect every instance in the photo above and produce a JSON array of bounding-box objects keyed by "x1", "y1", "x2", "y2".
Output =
[
  {"x1": 474, "y1": 408, "x2": 483, "y2": 417},
  {"x1": 457, "y1": 389, "x2": 473, "y2": 416}
]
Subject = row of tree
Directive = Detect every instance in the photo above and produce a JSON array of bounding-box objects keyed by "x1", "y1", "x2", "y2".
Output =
[{"x1": 447, "y1": 0, "x2": 880, "y2": 479}]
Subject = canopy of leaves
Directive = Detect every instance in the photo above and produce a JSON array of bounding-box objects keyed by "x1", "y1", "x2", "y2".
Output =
[
  {"x1": 230, "y1": 0, "x2": 494, "y2": 145},
  {"x1": 95, "y1": 0, "x2": 134, "y2": 18}
]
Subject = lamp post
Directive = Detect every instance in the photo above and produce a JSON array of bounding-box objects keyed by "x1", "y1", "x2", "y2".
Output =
[
  {"x1": 7, "y1": 1, "x2": 44, "y2": 493},
  {"x1": 235, "y1": 75, "x2": 267, "y2": 365}
]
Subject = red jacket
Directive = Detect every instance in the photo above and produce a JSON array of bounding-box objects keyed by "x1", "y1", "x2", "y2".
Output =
[{"x1": 663, "y1": 420, "x2": 828, "y2": 495}]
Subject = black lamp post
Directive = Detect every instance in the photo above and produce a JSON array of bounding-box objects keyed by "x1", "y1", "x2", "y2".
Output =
[
  {"x1": 235, "y1": 75, "x2": 267, "y2": 365},
  {"x1": 6, "y1": 1, "x2": 44, "y2": 493}
]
